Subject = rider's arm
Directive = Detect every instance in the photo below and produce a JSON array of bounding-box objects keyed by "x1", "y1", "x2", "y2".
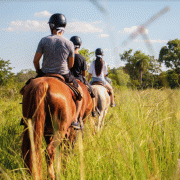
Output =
[
  {"x1": 88, "y1": 73, "x2": 92, "y2": 82},
  {"x1": 33, "y1": 52, "x2": 42, "y2": 73},
  {"x1": 68, "y1": 56, "x2": 74, "y2": 69},
  {"x1": 82, "y1": 58, "x2": 87, "y2": 77}
]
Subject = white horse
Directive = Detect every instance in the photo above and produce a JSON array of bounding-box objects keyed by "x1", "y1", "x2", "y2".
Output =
[{"x1": 92, "y1": 85, "x2": 110, "y2": 131}]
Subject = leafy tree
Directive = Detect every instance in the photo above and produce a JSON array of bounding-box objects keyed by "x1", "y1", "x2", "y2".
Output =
[
  {"x1": 135, "y1": 51, "x2": 150, "y2": 85},
  {"x1": 120, "y1": 49, "x2": 151, "y2": 87},
  {"x1": 108, "y1": 67, "x2": 130, "y2": 88},
  {"x1": 120, "y1": 49, "x2": 161, "y2": 89},
  {"x1": 155, "y1": 70, "x2": 179, "y2": 89},
  {"x1": 167, "y1": 70, "x2": 179, "y2": 88},
  {"x1": 120, "y1": 49, "x2": 138, "y2": 79},
  {"x1": 0, "y1": 58, "x2": 14, "y2": 85},
  {"x1": 79, "y1": 48, "x2": 94, "y2": 78},
  {"x1": 159, "y1": 39, "x2": 180, "y2": 70},
  {"x1": 79, "y1": 48, "x2": 94, "y2": 66},
  {"x1": 15, "y1": 69, "x2": 36, "y2": 83},
  {"x1": 148, "y1": 56, "x2": 161, "y2": 74}
]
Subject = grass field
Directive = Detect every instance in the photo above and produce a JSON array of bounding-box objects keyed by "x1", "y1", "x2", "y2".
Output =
[{"x1": 0, "y1": 86, "x2": 180, "y2": 179}]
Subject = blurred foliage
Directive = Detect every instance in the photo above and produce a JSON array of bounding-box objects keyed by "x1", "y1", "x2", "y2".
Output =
[
  {"x1": 15, "y1": 69, "x2": 36, "y2": 83},
  {"x1": 108, "y1": 67, "x2": 130, "y2": 88},
  {"x1": 79, "y1": 48, "x2": 94, "y2": 66},
  {"x1": 157, "y1": 70, "x2": 179, "y2": 89},
  {"x1": 79, "y1": 48, "x2": 95, "y2": 78},
  {"x1": 0, "y1": 58, "x2": 14, "y2": 85},
  {"x1": 120, "y1": 49, "x2": 161, "y2": 89}
]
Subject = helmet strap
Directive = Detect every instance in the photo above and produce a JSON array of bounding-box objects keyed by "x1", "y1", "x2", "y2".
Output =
[
  {"x1": 57, "y1": 27, "x2": 65, "y2": 34},
  {"x1": 96, "y1": 55, "x2": 103, "y2": 58},
  {"x1": 74, "y1": 45, "x2": 80, "y2": 48}
]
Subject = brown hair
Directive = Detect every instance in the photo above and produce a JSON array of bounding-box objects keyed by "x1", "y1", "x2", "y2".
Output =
[{"x1": 95, "y1": 57, "x2": 103, "y2": 76}]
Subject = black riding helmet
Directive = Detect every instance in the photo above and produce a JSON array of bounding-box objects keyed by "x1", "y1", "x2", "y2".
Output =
[
  {"x1": 70, "y1": 36, "x2": 82, "y2": 48},
  {"x1": 95, "y1": 48, "x2": 104, "y2": 56},
  {"x1": 48, "y1": 13, "x2": 67, "y2": 30}
]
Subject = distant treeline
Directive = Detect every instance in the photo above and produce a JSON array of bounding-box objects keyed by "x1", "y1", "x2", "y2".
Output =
[{"x1": 1, "y1": 38, "x2": 180, "y2": 89}]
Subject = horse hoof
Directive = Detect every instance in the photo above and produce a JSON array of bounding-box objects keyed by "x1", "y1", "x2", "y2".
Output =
[
  {"x1": 92, "y1": 111, "x2": 96, "y2": 117},
  {"x1": 110, "y1": 103, "x2": 116, "y2": 107},
  {"x1": 20, "y1": 118, "x2": 24, "y2": 125}
]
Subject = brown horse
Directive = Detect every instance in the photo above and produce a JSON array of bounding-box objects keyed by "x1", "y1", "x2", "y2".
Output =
[{"x1": 21, "y1": 76, "x2": 93, "y2": 179}]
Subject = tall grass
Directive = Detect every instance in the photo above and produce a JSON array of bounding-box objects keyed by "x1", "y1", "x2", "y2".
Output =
[
  {"x1": 0, "y1": 86, "x2": 180, "y2": 179},
  {"x1": 0, "y1": 84, "x2": 26, "y2": 179}
]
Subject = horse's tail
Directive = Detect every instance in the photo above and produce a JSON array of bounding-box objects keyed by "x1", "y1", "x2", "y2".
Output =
[{"x1": 22, "y1": 80, "x2": 48, "y2": 179}]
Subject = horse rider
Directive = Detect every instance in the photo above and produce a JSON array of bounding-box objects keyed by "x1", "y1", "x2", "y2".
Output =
[
  {"x1": 88, "y1": 48, "x2": 115, "y2": 107},
  {"x1": 33, "y1": 13, "x2": 82, "y2": 129},
  {"x1": 70, "y1": 36, "x2": 96, "y2": 117}
]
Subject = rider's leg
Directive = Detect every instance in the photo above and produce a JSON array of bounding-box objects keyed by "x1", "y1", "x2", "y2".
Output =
[
  {"x1": 85, "y1": 80, "x2": 96, "y2": 117},
  {"x1": 74, "y1": 85, "x2": 83, "y2": 123},
  {"x1": 90, "y1": 87, "x2": 96, "y2": 117},
  {"x1": 105, "y1": 83, "x2": 115, "y2": 106},
  {"x1": 64, "y1": 75, "x2": 83, "y2": 129},
  {"x1": 71, "y1": 85, "x2": 83, "y2": 129}
]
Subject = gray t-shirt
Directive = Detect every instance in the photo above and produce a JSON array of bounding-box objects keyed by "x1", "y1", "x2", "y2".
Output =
[{"x1": 36, "y1": 35, "x2": 74, "y2": 75}]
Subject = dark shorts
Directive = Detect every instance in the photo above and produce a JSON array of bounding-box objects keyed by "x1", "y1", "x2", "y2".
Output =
[{"x1": 62, "y1": 72, "x2": 79, "y2": 89}]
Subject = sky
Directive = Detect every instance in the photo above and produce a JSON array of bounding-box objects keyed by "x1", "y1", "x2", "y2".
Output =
[{"x1": 0, "y1": 0, "x2": 179, "y2": 73}]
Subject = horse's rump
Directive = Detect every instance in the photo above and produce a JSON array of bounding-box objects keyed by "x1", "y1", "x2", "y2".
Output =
[
  {"x1": 20, "y1": 74, "x2": 82, "y2": 101},
  {"x1": 91, "y1": 81, "x2": 112, "y2": 95},
  {"x1": 22, "y1": 77, "x2": 76, "y2": 123},
  {"x1": 92, "y1": 85, "x2": 110, "y2": 131},
  {"x1": 92, "y1": 85, "x2": 110, "y2": 108}
]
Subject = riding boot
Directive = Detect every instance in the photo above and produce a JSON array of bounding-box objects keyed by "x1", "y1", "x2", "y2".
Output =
[
  {"x1": 91, "y1": 97, "x2": 96, "y2": 117},
  {"x1": 71, "y1": 85, "x2": 83, "y2": 129},
  {"x1": 110, "y1": 94, "x2": 116, "y2": 107}
]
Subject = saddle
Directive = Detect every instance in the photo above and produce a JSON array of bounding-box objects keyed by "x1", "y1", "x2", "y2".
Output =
[
  {"x1": 91, "y1": 81, "x2": 104, "y2": 86},
  {"x1": 43, "y1": 73, "x2": 65, "y2": 82},
  {"x1": 20, "y1": 73, "x2": 82, "y2": 101},
  {"x1": 92, "y1": 81, "x2": 112, "y2": 95},
  {"x1": 45, "y1": 74, "x2": 82, "y2": 101}
]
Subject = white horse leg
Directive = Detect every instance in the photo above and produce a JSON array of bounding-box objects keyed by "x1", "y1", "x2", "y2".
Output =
[
  {"x1": 101, "y1": 110, "x2": 106, "y2": 128},
  {"x1": 97, "y1": 117, "x2": 100, "y2": 132},
  {"x1": 98, "y1": 112, "x2": 104, "y2": 131}
]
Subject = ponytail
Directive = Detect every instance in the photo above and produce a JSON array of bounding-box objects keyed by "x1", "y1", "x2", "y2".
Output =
[{"x1": 95, "y1": 57, "x2": 103, "y2": 76}]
